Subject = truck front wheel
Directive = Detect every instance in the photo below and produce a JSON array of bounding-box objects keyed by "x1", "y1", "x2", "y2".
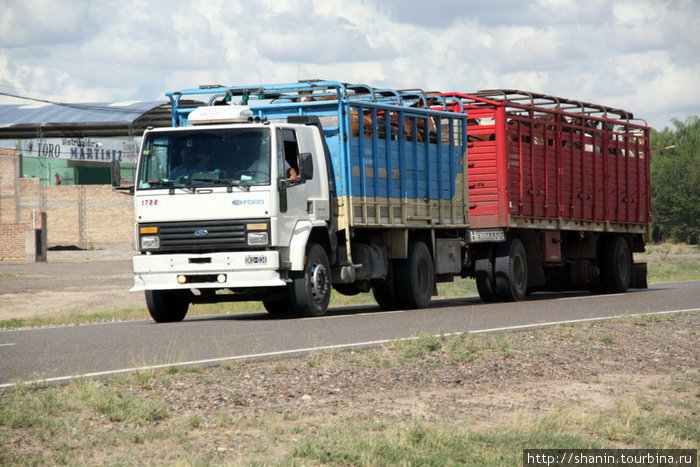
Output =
[
  {"x1": 145, "y1": 289, "x2": 190, "y2": 323},
  {"x1": 290, "y1": 243, "x2": 332, "y2": 317},
  {"x1": 263, "y1": 297, "x2": 293, "y2": 316}
]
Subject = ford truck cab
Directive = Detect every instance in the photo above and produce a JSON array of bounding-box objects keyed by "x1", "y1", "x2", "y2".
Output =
[{"x1": 132, "y1": 104, "x2": 332, "y2": 321}]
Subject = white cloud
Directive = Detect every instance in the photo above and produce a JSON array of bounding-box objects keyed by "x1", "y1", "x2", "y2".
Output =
[
  {"x1": 0, "y1": 0, "x2": 697, "y2": 129},
  {"x1": 0, "y1": 0, "x2": 92, "y2": 47}
]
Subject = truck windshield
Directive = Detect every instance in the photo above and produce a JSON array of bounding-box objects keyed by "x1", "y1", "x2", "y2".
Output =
[{"x1": 136, "y1": 128, "x2": 271, "y2": 190}]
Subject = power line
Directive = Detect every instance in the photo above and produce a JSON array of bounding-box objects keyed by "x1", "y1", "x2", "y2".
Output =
[{"x1": 0, "y1": 91, "x2": 158, "y2": 115}]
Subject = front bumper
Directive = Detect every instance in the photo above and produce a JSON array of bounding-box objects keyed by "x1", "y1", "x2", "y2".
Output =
[{"x1": 131, "y1": 251, "x2": 286, "y2": 291}]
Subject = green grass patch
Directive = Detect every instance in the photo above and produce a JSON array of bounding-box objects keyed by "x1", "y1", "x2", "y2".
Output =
[
  {"x1": 290, "y1": 417, "x2": 607, "y2": 466},
  {"x1": 646, "y1": 257, "x2": 700, "y2": 282},
  {"x1": 641, "y1": 243, "x2": 699, "y2": 257},
  {"x1": 386, "y1": 331, "x2": 514, "y2": 364},
  {"x1": 641, "y1": 243, "x2": 700, "y2": 282},
  {"x1": 0, "y1": 304, "x2": 149, "y2": 329}
]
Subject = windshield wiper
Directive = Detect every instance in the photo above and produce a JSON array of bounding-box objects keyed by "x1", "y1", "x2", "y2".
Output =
[
  {"x1": 147, "y1": 179, "x2": 197, "y2": 194},
  {"x1": 191, "y1": 178, "x2": 251, "y2": 191}
]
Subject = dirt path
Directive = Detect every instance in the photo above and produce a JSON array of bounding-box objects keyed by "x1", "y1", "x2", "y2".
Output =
[{"x1": 0, "y1": 250, "x2": 143, "y2": 321}]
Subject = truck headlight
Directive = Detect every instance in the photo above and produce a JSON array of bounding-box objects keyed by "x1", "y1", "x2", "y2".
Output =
[
  {"x1": 141, "y1": 235, "x2": 160, "y2": 250},
  {"x1": 246, "y1": 232, "x2": 268, "y2": 246}
]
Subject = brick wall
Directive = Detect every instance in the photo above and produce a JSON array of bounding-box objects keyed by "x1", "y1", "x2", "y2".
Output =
[
  {"x1": 1, "y1": 147, "x2": 24, "y2": 259},
  {"x1": 0, "y1": 148, "x2": 135, "y2": 259},
  {"x1": 0, "y1": 223, "x2": 30, "y2": 259},
  {"x1": 17, "y1": 182, "x2": 135, "y2": 250},
  {"x1": 0, "y1": 148, "x2": 19, "y2": 224}
]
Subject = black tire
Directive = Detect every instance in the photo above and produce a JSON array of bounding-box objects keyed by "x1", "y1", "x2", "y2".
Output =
[
  {"x1": 602, "y1": 236, "x2": 632, "y2": 293},
  {"x1": 372, "y1": 260, "x2": 400, "y2": 310},
  {"x1": 263, "y1": 297, "x2": 293, "y2": 316},
  {"x1": 395, "y1": 241, "x2": 434, "y2": 309},
  {"x1": 290, "y1": 243, "x2": 332, "y2": 317},
  {"x1": 494, "y1": 238, "x2": 528, "y2": 302},
  {"x1": 475, "y1": 244, "x2": 500, "y2": 303},
  {"x1": 145, "y1": 289, "x2": 190, "y2": 323},
  {"x1": 589, "y1": 237, "x2": 609, "y2": 294}
]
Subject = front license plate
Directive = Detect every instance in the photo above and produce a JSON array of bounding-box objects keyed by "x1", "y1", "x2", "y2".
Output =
[{"x1": 245, "y1": 254, "x2": 268, "y2": 265}]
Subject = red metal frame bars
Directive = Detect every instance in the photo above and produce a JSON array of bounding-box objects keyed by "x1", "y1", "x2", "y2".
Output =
[{"x1": 442, "y1": 90, "x2": 651, "y2": 231}]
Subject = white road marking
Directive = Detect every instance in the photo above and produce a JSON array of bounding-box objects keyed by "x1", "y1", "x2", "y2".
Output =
[
  {"x1": 0, "y1": 308, "x2": 697, "y2": 389},
  {"x1": 0, "y1": 343, "x2": 16, "y2": 347}
]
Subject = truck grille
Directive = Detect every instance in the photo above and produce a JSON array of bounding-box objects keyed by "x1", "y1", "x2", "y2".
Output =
[{"x1": 142, "y1": 219, "x2": 265, "y2": 253}]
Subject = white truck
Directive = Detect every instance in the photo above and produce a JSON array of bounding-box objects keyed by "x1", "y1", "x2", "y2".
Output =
[{"x1": 128, "y1": 81, "x2": 470, "y2": 322}]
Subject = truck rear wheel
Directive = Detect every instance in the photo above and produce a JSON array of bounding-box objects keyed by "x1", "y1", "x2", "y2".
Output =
[
  {"x1": 372, "y1": 260, "x2": 400, "y2": 310},
  {"x1": 475, "y1": 244, "x2": 499, "y2": 303},
  {"x1": 395, "y1": 241, "x2": 434, "y2": 309},
  {"x1": 602, "y1": 236, "x2": 632, "y2": 293},
  {"x1": 145, "y1": 289, "x2": 190, "y2": 323},
  {"x1": 290, "y1": 243, "x2": 332, "y2": 317},
  {"x1": 494, "y1": 238, "x2": 528, "y2": 302}
]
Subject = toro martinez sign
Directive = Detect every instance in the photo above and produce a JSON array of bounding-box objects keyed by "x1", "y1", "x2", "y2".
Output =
[{"x1": 20, "y1": 137, "x2": 140, "y2": 164}]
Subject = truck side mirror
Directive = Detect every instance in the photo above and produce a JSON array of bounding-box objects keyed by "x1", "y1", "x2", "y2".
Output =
[
  {"x1": 110, "y1": 159, "x2": 135, "y2": 195},
  {"x1": 299, "y1": 152, "x2": 313, "y2": 180}
]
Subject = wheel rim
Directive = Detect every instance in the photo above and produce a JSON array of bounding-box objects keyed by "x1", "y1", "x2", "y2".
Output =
[{"x1": 309, "y1": 262, "x2": 330, "y2": 303}]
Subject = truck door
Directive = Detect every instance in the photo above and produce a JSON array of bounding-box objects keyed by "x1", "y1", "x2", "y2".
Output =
[{"x1": 277, "y1": 128, "x2": 309, "y2": 220}]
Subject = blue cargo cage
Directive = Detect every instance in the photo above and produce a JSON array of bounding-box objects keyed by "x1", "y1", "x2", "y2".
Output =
[{"x1": 166, "y1": 81, "x2": 469, "y2": 226}]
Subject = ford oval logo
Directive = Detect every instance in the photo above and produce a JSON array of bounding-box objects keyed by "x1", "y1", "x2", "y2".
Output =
[{"x1": 194, "y1": 229, "x2": 209, "y2": 237}]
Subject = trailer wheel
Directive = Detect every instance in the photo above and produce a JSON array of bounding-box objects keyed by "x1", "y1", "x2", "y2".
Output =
[
  {"x1": 395, "y1": 241, "x2": 434, "y2": 309},
  {"x1": 290, "y1": 243, "x2": 331, "y2": 317},
  {"x1": 589, "y1": 238, "x2": 609, "y2": 294},
  {"x1": 494, "y1": 238, "x2": 528, "y2": 302},
  {"x1": 145, "y1": 289, "x2": 190, "y2": 323},
  {"x1": 602, "y1": 236, "x2": 631, "y2": 293},
  {"x1": 372, "y1": 260, "x2": 400, "y2": 310},
  {"x1": 475, "y1": 244, "x2": 500, "y2": 303}
]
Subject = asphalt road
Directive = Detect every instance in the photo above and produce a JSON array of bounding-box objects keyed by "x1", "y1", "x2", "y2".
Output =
[{"x1": 1, "y1": 281, "x2": 698, "y2": 387}]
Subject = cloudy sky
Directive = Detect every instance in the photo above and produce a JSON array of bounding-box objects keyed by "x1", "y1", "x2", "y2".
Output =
[{"x1": 1, "y1": 0, "x2": 698, "y2": 129}]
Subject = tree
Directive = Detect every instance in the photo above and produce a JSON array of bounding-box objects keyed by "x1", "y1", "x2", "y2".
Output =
[{"x1": 650, "y1": 116, "x2": 700, "y2": 244}]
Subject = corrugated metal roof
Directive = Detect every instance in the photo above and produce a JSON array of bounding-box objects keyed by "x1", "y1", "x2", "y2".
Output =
[
  {"x1": 0, "y1": 99, "x2": 203, "y2": 138},
  {"x1": 0, "y1": 100, "x2": 167, "y2": 126}
]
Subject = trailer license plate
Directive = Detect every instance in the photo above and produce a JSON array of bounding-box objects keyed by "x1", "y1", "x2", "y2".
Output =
[
  {"x1": 469, "y1": 230, "x2": 506, "y2": 242},
  {"x1": 245, "y1": 254, "x2": 267, "y2": 265}
]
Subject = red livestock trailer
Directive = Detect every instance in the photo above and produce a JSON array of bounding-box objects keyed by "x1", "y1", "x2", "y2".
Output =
[{"x1": 443, "y1": 90, "x2": 651, "y2": 302}]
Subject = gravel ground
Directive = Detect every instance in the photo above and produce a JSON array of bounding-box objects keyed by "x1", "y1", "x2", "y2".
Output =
[
  {"x1": 109, "y1": 311, "x2": 698, "y2": 463},
  {"x1": 148, "y1": 312, "x2": 699, "y2": 422}
]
